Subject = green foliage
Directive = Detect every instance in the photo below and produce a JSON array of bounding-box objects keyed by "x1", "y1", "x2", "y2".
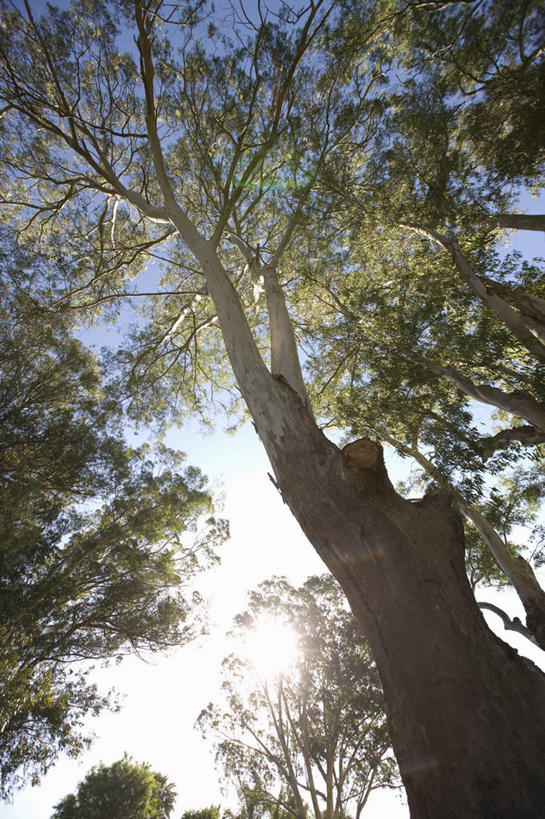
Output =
[
  {"x1": 0, "y1": 0, "x2": 543, "y2": 797},
  {"x1": 294, "y1": 198, "x2": 545, "y2": 590},
  {"x1": 0, "y1": 0, "x2": 392, "y2": 427},
  {"x1": 199, "y1": 576, "x2": 399, "y2": 819},
  {"x1": 51, "y1": 755, "x2": 176, "y2": 818},
  {"x1": 0, "y1": 237, "x2": 227, "y2": 798},
  {"x1": 180, "y1": 807, "x2": 221, "y2": 819},
  {"x1": 393, "y1": 0, "x2": 545, "y2": 186}
]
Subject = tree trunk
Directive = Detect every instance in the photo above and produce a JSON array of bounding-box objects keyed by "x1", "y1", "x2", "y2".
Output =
[{"x1": 255, "y1": 379, "x2": 545, "y2": 819}]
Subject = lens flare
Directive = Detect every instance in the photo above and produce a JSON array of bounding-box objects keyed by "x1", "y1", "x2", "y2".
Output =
[{"x1": 244, "y1": 618, "x2": 299, "y2": 678}]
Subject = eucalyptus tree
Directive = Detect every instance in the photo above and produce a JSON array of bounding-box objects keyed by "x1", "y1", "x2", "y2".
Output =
[
  {"x1": 291, "y1": 0, "x2": 545, "y2": 646},
  {"x1": 0, "y1": 235, "x2": 226, "y2": 798},
  {"x1": 199, "y1": 576, "x2": 398, "y2": 819},
  {"x1": 1, "y1": 1, "x2": 545, "y2": 816},
  {"x1": 299, "y1": 225, "x2": 545, "y2": 647}
]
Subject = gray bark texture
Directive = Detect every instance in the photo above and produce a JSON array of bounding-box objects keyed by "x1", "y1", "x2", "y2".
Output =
[{"x1": 251, "y1": 381, "x2": 545, "y2": 819}]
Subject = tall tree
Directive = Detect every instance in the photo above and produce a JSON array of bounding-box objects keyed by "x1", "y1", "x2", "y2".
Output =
[
  {"x1": 292, "y1": 0, "x2": 545, "y2": 644},
  {"x1": 199, "y1": 576, "x2": 398, "y2": 819},
  {"x1": 0, "y1": 235, "x2": 227, "y2": 798},
  {"x1": 0, "y1": 1, "x2": 545, "y2": 815},
  {"x1": 298, "y1": 222, "x2": 545, "y2": 645},
  {"x1": 51, "y1": 755, "x2": 176, "y2": 818}
]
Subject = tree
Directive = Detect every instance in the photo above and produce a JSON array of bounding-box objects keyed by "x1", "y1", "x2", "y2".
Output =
[
  {"x1": 0, "y1": 235, "x2": 227, "y2": 798},
  {"x1": 199, "y1": 576, "x2": 398, "y2": 819},
  {"x1": 0, "y1": 1, "x2": 545, "y2": 815},
  {"x1": 297, "y1": 221, "x2": 545, "y2": 645},
  {"x1": 393, "y1": 0, "x2": 545, "y2": 188},
  {"x1": 290, "y1": 0, "x2": 545, "y2": 645},
  {"x1": 180, "y1": 808, "x2": 221, "y2": 819},
  {"x1": 51, "y1": 755, "x2": 176, "y2": 818}
]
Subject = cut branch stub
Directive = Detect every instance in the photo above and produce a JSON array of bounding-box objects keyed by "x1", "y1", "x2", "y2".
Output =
[{"x1": 342, "y1": 438, "x2": 380, "y2": 469}]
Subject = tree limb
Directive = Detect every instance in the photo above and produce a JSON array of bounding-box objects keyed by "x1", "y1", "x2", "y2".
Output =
[
  {"x1": 401, "y1": 223, "x2": 545, "y2": 361},
  {"x1": 478, "y1": 601, "x2": 538, "y2": 645},
  {"x1": 482, "y1": 425, "x2": 545, "y2": 460},
  {"x1": 489, "y1": 213, "x2": 545, "y2": 232},
  {"x1": 411, "y1": 351, "x2": 545, "y2": 433}
]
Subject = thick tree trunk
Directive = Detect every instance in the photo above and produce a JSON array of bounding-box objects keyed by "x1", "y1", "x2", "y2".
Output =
[
  {"x1": 255, "y1": 380, "x2": 545, "y2": 819},
  {"x1": 186, "y1": 222, "x2": 545, "y2": 818}
]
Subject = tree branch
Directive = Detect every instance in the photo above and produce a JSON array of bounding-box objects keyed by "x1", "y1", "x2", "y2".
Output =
[
  {"x1": 411, "y1": 351, "x2": 545, "y2": 433},
  {"x1": 490, "y1": 213, "x2": 545, "y2": 232},
  {"x1": 482, "y1": 425, "x2": 545, "y2": 460},
  {"x1": 478, "y1": 602, "x2": 538, "y2": 645},
  {"x1": 401, "y1": 223, "x2": 545, "y2": 361}
]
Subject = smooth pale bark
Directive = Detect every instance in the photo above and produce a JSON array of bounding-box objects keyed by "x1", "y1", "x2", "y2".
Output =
[
  {"x1": 517, "y1": 293, "x2": 545, "y2": 343},
  {"x1": 402, "y1": 224, "x2": 545, "y2": 361},
  {"x1": 413, "y1": 352, "x2": 545, "y2": 432},
  {"x1": 262, "y1": 262, "x2": 313, "y2": 414}
]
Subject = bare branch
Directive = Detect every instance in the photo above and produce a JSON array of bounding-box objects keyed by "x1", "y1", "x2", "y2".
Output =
[{"x1": 478, "y1": 602, "x2": 538, "y2": 645}]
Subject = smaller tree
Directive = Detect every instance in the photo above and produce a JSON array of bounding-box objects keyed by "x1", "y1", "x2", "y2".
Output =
[
  {"x1": 199, "y1": 576, "x2": 399, "y2": 819},
  {"x1": 0, "y1": 236, "x2": 228, "y2": 798},
  {"x1": 51, "y1": 756, "x2": 176, "y2": 818},
  {"x1": 180, "y1": 808, "x2": 221, "y2": 819}
]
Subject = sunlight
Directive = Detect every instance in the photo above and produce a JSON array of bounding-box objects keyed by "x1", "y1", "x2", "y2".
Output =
[{"x1": 244, "y1": 618, "x2": 300, "y2": 679}]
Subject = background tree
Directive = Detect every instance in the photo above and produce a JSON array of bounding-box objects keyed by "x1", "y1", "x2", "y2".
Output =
[
  {"x1": 199, "y1": 576, "x2": 399, "y2": 819},
  {"x1": 180, "y1": 807, "x2": 221, "y2": 819},
  {"x1": 1, "y1": 1, "x2": 545, "y2": 815},
  {"x1": 0, "y1": 235, "x2": 227, "y2": 798},
  {"x1": 393, "y1": 0, "x2": 545, "y2": 189},
  {"x1": 51, "y1": 755, "x2": 176, "y2": 818}
]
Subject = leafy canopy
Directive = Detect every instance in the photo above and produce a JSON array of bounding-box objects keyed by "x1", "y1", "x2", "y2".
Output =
[
  {"x1": 199, "y1": 575, "x2": 399, "y2": 819},
  {"x1": 0, "y1": 235, "x2": 227, "y2": 798},
  {"x1": 51, "y1": 755, "x2": 176, "y2": 819}
]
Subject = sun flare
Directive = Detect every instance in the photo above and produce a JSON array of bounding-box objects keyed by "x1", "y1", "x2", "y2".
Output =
[{"x1": 244, "y1": 618, "x2": 299, "y2": 678}]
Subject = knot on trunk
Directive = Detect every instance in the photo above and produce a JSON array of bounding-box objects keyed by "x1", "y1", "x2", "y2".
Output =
[{"x1": 342, "y1": 438, "x2": 380, "y2": 470}]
